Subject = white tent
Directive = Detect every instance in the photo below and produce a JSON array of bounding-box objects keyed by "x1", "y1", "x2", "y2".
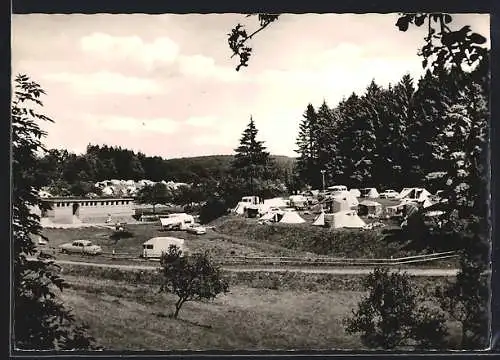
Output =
[
  {"x1": 279, "y1": 211, "x2": 306, "y2": 224},
  {"x1": 349, "y1": 188, "x2": 361, "y2": 198},
  {"x1": 360, "y1": 188, "x2": 380, "y2": 198},
  {"x1": 233, "y1": 202, "x2": 246, "y2": 215},
  {"x1": 312, "y1": 211, "x2": 326, "y2": 226},
  {"x1": 260, "y1": 210, "x2": 283, "y2": 222},
  {"x1": 332, "y1": 191, "x2": 359, "y2": 208},
  {"x1": 422, "y1": 198, "x2": 434, "y2": 208},
  {"x1": 327, "y1": 210, "x2": 366, "y2": 229},
  {"x1": 400, "y1": 188, "x2": 432, "y2": 202},
  {"x1": 331, "y1": 198, "x2": 351, "y2": 213}
]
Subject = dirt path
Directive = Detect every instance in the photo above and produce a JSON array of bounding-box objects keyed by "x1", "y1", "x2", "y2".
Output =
[{"x1": 50, "y1": 258, "x2": 459, "y2": 276}]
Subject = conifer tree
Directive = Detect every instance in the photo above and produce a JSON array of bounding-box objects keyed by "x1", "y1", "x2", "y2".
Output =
[
  {"x1": 232, "y1": 116, "x2": 271, "y2": 193},
  {"x1": 295, "y1": 104, "x2": 319, "y2": 188}
]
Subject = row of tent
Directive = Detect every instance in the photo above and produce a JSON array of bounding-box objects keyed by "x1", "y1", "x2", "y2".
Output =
[{"x1": 257, "y1": 207, "x2": 367, "y2": 229}]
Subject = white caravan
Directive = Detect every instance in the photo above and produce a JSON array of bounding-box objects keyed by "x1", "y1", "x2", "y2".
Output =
[{"x1": 142, "y1": 237, "x2": 188, "y2": 259}]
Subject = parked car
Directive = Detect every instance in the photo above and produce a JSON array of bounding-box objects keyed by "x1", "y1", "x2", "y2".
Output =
[
  {"x1": 186, "y1": 224, "x2": 207, "y2": 235},
  {"x1": 379, "y1": 189, "x2": 399, "y2": 199},
  {"x1": 59, "y1": 240, "x2": 103, "y2": 255}
]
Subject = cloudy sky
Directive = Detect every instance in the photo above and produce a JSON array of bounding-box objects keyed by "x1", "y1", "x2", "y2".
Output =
[{"x1": 12, "y1": 13, "x2": 489, "y2": 158}]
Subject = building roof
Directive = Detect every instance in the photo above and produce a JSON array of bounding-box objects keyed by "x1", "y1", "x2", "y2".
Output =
[{"x1": 41, "y1": 197, "x2": 134, "y2": 202}]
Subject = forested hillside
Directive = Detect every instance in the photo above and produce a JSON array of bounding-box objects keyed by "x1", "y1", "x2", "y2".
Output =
[{"x1": 36, "y1": 145, "x2": 296, "y2": 196}]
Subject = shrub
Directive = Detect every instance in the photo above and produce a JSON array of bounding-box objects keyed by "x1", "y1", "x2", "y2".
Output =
[
  {"x1": 343, "y1": 267, "x2": 448, "y2": 350},
  {"x1": 199, "y1": 198, "x2": 228, "y2": 224}
]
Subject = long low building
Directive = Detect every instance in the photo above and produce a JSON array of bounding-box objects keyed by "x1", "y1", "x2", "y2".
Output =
[{"x1": 37, "y1": 197, "x2": 135, "y2": 224}]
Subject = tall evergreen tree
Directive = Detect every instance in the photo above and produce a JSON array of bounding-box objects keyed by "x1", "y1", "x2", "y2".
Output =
[
  {"x1": 232, "y1": 116, "x2": 271, "y2": 193},
  {"x1": 295, "y1": 104, "x2": 319, "y2": 188}
]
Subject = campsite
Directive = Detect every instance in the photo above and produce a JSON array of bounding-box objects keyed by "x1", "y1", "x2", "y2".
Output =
[{"x1": 12, "y1": 12, "x2": 490, "y2": 353}]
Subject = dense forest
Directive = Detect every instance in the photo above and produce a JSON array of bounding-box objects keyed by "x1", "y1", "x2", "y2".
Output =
[{"x1": 294, "y1": 56, "x2": 489, "y2": 195}]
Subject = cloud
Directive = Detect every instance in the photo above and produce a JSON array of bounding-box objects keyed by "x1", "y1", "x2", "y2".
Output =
[
  {"x1": 80, "y1": 32, "x2": 180, "y2": 68},
  {"x1": 43, "y1": 71, "x2": 166, "y2": 95},
  {"x1": 185, "y1": 115, "x2": 217, "y2": 127},
  {"x1": 82, "y1": 114, "x2": 179, "y2": 134},
  {"x1": 178, "y1": 54, "x2": 243, "y2": 82}
]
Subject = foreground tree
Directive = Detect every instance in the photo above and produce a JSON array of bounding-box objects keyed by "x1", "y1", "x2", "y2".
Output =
[
  {"x1": 159, "y1": 245, "x2": 229, "y2": 319},
  {"x1": 344, "y1": 267, "x2": 448, "y2": 350},
  {"x1": 12, "y1": 74, "x2": 96, "y2": 350}
]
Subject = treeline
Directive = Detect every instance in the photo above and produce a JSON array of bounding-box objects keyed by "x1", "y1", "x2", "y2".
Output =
[
  {"x1": 295, "y1": 57, "x2": 489, "y2": 193},
  {"x1": 36, "y1": 144, "x2": 296, "y2": 197}
]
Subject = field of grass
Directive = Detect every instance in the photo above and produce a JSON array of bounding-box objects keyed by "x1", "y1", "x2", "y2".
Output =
[
  {"x1": 41, "y1": 222, "x2": 324, "y2": 260},
  {"x1": 60, "y1": 273, "x2": 462, "y2": 351},
  {"x1": 62, "y1": 275, "x2": 366, "y2": 350},
  {"x1": 41, "y1": 211, "x2": 460, "y2": 268}
]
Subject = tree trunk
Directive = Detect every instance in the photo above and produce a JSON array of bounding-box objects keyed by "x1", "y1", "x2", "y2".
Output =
[
  {"x1": 173, "y1": 298, "x2": 185, "y2": 319},
  {"x1": 153, "y1": 203, "x2": 156, "y2": 214}
]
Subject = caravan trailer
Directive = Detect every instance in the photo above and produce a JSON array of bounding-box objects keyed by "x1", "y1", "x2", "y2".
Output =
[
  {"x1": 142, "y1": 237, "x2": 188, "y2": 259},
  {"x1": 159, "y1": 213, "x2": 195, "y2": 230}
]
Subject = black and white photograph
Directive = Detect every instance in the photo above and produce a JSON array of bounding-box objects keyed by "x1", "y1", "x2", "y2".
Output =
[{"x1": 11, "y1": 12, "x2": 491, "y2": 352}]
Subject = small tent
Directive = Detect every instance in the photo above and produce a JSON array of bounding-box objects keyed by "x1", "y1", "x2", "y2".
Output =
[
  {"x1": 422, "y1": 198, "x2": 434, "y2": 209},
  {"x1": 326, "y1": 210, "x2": 366, "y2": 229},
  {"x1": 400, "y1": 188, "x2": 431, "y2": 202},
  {"x1": 260, "y1": 211, "x2": 279, "y2": 222},
  {"x1": 360, "y1": 188, "x2": 379, "y2": 198},
  {"x1": 233, "y1": 202, "x2": 246, "y2": 215},
  {"x1": 358, "y1": 200, "x2": 383, "y2": 217},
  {"x1": 349, "y1": 188, "x2": 361, "y2": 198},
  {"x1": 279, "y1": 211, "x2": 306, "y2": 224},
  {"x1": 312, "y1": 211, "x2": 326, "y2": 226}
]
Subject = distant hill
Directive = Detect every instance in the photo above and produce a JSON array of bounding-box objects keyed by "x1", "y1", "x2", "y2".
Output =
[{"x1": 161, "y1": 154, "x2": 297, "y2": 182}]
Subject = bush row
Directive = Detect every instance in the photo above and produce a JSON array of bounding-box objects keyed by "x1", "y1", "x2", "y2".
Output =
[{"x1": 60, "y1": 264, "x2": 451, "y2": 292}]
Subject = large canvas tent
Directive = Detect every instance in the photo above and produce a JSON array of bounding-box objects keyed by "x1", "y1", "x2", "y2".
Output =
[
  {"x1": 358, "y1": 200, "x2": 383, "y2": 217},
  {"x1": 325, "y1": 210, "x2": 366, "y2": 229},
  {"x1": 279, "y1": 211, "x2": 306, "y2": 224}
]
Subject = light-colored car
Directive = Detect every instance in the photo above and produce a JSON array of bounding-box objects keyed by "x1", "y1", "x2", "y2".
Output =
[
  {"x1": 186, "y1": 224, "x2": 207, "y2": 235},
  {"x1": 59, "y1": 240, "x2": 103, "y2": 255},
  {"x1": 379, "y1": 190, "x2": 399, "y2": 199}
]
